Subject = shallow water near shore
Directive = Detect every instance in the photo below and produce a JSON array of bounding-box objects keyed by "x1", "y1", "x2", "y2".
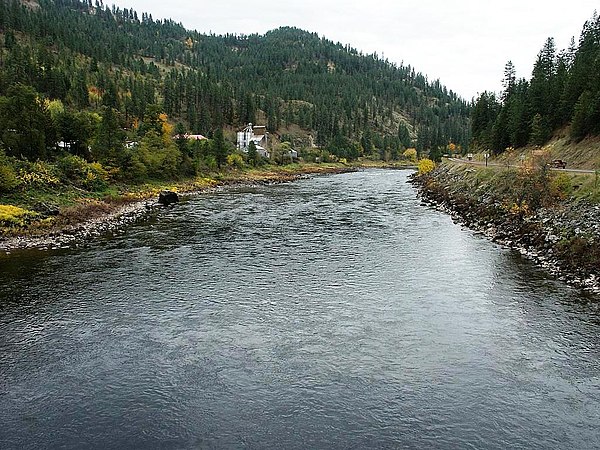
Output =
[{"x1": 1, "y1": 169, "x2": 599, "y2": 449}]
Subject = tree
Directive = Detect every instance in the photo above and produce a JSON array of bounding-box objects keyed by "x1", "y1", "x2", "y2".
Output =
[
  {"x1": 247, "y1": 140, "x2": 258, "y2": 166},
  {"x1": 501, "y1": 61, "x2": 516, "y2": 101},
  {"x1": 530, "y1": 113, "x2": 549, "y2": 146},
  {"x1": 0, "y1": 84, "x2": 55, "y2": 160},
  {"x1": 211, "y1": 128, "x2": 227, "y2": 169},
  {"x1": 92, "y1": 107, "x2": 125, "y2": 163}
]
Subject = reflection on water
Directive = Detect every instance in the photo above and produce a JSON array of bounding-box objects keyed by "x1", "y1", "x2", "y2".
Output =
[{"x1": 1, "y1": 170, "x2": 599, "y2": 449}]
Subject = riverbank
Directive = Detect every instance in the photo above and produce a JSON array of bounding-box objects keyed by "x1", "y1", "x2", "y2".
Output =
[
  {"x1": 411, "y1": 163, "x2": 600, "y2": 294},
  {"x1": 0, "y1": 163, "x2": 355, "y2": 252}
]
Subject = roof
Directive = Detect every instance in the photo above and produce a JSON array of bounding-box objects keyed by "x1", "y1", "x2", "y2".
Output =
[
  {"x1": 252, "y1": 126, "x2": 266, "y2": 136},
  {"x1": 176, "y1": 134, "x2": 208, "y2": 140}
]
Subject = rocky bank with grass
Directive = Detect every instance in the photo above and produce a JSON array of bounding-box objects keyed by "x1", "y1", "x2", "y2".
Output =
[
  {"x1": 0, "y1": 164, "x2": 355, "y2": 252},
  {"x1": 412, "y1": 163, "x2": 600, "y2": 294}
]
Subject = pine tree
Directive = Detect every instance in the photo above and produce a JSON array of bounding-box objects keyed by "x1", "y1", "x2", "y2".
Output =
[{"x1": 211, "y1": 128, "x2": 227, "y2": 169}]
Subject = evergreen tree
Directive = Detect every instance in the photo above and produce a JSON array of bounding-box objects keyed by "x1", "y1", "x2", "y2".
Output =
[
  {"x1": 211, "y1": 128, "x2": 227, "y2": 169},
  {"x1": 247, "y1": 140, "x2": 258, "y2": 166}
]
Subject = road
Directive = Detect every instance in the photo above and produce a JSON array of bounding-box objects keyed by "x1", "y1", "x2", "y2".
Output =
[{"x1": 447, "y1": 157, "x2": 596, "y2": 174}]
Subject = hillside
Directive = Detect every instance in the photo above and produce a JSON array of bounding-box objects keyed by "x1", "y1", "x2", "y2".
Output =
[{"x1": 0, "y1": 0, "x2": 470, "y2": 159}]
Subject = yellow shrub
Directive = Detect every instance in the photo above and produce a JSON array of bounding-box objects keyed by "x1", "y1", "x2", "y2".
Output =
[
  {"x1": 0, "y1": 205, "x2": 38, "y2": 227},
  {"x1": 19, "y1": 161, "x2": 60, "y2": 187},
  {"x1": 417, "y1": 158, "x2": 435, "y2": 175},
  {"x1": 226, "y1": 153, "x2": 244, "y2": 169},
  {"x1": 403, "y1": 148, "x2": 417, "y2": 162}
]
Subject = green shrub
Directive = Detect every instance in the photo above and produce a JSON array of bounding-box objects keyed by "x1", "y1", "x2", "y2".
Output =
[
  {"x1": 0, "y1": 150, "x2": 20, "y2": 193},
  {"x1": 550, "y1": 173, "x2": 573, "y2": 199},
  {"x1": 56, "y1": 154, "x2": 109, "y2": 190}
]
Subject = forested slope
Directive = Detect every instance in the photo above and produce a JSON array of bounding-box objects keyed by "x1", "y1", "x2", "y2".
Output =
[
  {"x1": 471, "y1": 12, "x2": 600, "y2": 154},
  {"x1": 0, "y1": 0, "x2": 470, "y2": 163}
]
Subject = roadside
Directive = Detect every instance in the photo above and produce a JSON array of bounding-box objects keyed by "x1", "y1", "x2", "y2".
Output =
[{"x1": 447, "y1": 157, "x2": 597, "y2": 174}]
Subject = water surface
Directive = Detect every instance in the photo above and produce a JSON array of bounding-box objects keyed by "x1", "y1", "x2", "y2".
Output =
[{"x1": 1, "y1": 170, "x2": 599, "y2": 449}]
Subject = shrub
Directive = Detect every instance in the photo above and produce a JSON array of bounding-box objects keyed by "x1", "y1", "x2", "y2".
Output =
[
  {"x1": 0, "y1": 150, "x2": 20, "y2": 193},
  {"x1": 418, "y1": 158, "x2": 435, "y2": 175},
  {"x1": 403, "y1": 148, "x2": 417, "y2": 161},
  {"x1": 0, "y1": 204, "x2": 38, "y2": 228},
  {"x1": 549, "y1": 173, "x2": 573, "y2": 199},
  {"x1": 18, "y1": 161, "x2": 60, "y2": 188},
  {"x1": 56, "y1": 155, "x2": 109, "y2": 190},
  {"x1": 226, "y1": 153, "x2": 244, "y2": 169}
]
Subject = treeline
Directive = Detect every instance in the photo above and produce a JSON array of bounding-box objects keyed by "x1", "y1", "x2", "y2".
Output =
[
  {"x1": 471, "y1": 12, "x2": 600, "y2": 153},
  {"x1": 0, "y1": 0, "x2": 470, "y2": 166}
]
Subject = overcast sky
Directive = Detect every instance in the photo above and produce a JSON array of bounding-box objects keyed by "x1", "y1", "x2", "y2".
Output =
[{"x1": 111, "y1": 0, "x2": 597, "y2": 100}]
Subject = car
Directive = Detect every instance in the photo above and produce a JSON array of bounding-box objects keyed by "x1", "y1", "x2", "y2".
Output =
[{"x1": 550, "y1": 159, "x2": 567, "y2": 169}]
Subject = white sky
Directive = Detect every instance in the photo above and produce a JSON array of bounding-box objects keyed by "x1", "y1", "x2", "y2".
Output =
[{"x1": 111, "y1": 0, "x2": 597, "y2": 101}]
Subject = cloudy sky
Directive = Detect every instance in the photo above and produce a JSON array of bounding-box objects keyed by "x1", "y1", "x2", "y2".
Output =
[{"x1": 111, "y1": 0, "x2": 597, "y2": 100}]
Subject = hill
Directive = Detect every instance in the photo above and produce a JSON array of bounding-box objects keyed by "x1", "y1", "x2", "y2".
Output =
[{"x1": 0, "y1": 0, "x2": 470, "y2": 162}]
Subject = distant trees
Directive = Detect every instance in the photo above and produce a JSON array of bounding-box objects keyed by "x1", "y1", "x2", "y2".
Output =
[{"x1": 471, "y1": 12, "x2": 600, "y2": 153}]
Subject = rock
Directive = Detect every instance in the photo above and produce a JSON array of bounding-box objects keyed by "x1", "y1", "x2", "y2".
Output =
[{"x1": 158, "y1": 190, "x2": 179, "y2": 206}]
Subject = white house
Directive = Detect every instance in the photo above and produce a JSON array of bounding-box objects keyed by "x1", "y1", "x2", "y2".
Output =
[{"x1": 236, "y1": 123, "x2": 269, "y2": 158}]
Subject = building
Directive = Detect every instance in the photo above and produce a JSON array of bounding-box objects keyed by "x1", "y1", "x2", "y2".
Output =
[
  {"x1": 236, "y1": 123, "x2": 269, "y2": 158},
  {"x1": 174, "y1": 133, "x2": 208, "y2": 141}
]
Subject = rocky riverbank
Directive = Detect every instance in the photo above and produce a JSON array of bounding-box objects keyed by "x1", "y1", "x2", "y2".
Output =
[
  {"x1": 411, "y1": 164, "x2": 600, "y2": 294},
  {"x1": 1, "y1": 165, "x2": 355, "y2": 253}
]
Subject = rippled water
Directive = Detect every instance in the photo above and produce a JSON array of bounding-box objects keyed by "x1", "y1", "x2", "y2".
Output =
[{"x1": 1, "y1": 169, "x2": 599, "y2": 449}]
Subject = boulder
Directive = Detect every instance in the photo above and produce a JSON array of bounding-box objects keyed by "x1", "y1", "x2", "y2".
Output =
[{"x1": 158, "y1": 190, "x2": 179, "y2": 206}]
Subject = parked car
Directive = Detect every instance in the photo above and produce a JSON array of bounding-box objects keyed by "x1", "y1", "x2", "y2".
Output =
[{"x1": 550, "y1": 159, "x2": 567, "y2": 169}]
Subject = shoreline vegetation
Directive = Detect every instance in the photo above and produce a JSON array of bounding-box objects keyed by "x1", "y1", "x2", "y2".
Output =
[{"x1": 0, "y1": 161, "x2": 413, "y2": 252}]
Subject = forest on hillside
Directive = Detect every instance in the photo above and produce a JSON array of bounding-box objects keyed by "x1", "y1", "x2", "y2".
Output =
[
  {"x1": 471, "y1": 11, "x2": 600, "y2": 154},
  {"x1": 0, "y1": 0, "x2": 471, "y2": 195}
]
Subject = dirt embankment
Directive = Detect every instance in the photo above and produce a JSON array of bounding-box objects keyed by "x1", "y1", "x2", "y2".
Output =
[{"x1": 411, "y1": 164, "x2": 600, "y2": 294}]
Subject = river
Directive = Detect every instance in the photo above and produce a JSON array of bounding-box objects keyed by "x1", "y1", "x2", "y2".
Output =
[{"x1": 1, "y1": 169, "x2": 599, "y2": 449}]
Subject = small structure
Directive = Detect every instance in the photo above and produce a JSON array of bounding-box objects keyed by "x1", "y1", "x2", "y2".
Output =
[
  {"x1": 175, "y1": 134, "x2": 208, "y2": 141},
  {"x1": 236, "y1": 123, "x2": 269, "y2": 158}
]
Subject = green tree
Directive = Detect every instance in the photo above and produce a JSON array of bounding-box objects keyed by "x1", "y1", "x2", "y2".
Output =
[
  {"x1": 247, "y1": 140, "x2": 258, "y2": 166},
  {"x1": 211, "y1": 128, "x2": 227, "y2": 169},
  {"x1": 0, "y1": 84, "x2": 54, "y2": 160},
  {"x1": 530, "y1": 113, "x2": 549, "y2": 146},
  {"x1": 92, "y1": 107, "x2": 125, "y2": 163}
]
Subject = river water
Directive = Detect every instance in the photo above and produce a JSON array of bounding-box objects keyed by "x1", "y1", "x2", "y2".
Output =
[{"x1": 1, "y1": 169, "x2": 599, "y2": 449}]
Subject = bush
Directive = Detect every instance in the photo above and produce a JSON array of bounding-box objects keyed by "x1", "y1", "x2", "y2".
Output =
[
  {"x1": 56, "y1": 154, "x2": 109, "y2": 190},
  {"x1": 549, "y1": 173, "x2": 573, "y2": 199},
  {"x1": 418, "y1": 158, "x2": 435, "y2": 175},
  {"x1": 0, "y1": 204, "x2": 38, "y2": 228},
  {"x1": 18, "y1": 161, "x2": 60, "y2": 188},
  {"x1": 403, "y1": 148, "x2": 417, "y2": 162},
  {"x1": 0, "y1": 150, "x2": 20, "y2": 193},
  {"x1": 226, "y1": 153, "x2": 244, "y2": 169}
]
